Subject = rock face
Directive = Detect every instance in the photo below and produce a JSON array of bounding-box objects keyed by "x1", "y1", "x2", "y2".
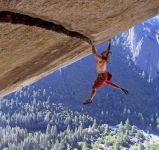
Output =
[{"x1": 0, "y1": 0, "x2": 159, "y2": 96}]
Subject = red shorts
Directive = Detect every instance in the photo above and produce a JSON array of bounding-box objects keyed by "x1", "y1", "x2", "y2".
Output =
[{"x1": 93, "y1": 72, "x2": 112, "y2": 89}]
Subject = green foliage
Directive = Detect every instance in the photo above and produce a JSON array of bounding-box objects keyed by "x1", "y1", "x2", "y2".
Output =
[
  {"x1": 91, "y1": 120, "x2": 154, "y2": 150},
  {"x1": 0, "y1": 90, "x2": 158, "y2": 149}
]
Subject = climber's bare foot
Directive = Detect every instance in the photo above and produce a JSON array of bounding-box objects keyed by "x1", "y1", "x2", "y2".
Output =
[{"x1": 83, "y1": 99, "x2": 92, "y2": 105}]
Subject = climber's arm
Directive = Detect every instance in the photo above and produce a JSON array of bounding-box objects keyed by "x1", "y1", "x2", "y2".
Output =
[
  {"x1": 106, "y1": 39, "x2": 112, "y2": 52},
  {"x1": 92, "y1": 45, "x2": 102, "y2": 61}
]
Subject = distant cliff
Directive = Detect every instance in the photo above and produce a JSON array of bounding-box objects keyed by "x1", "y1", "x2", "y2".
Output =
[{"x1": 0, "y1": 0, "x2": 159, "y2": 96}]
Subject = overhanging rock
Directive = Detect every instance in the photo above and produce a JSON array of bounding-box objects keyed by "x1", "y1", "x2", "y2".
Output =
[{"x1": 0, "y1": 0, "x2": 159, "y2": 96}]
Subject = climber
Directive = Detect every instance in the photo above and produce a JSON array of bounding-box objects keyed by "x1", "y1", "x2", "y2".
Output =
[{"x1": 83, "y1": 39, "x2": 128, "y2": 105}]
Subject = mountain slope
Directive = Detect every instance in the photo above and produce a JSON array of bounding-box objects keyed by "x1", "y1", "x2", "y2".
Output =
[{"x1": 114, "y1": 17, "x2": 159, "y2": 80}]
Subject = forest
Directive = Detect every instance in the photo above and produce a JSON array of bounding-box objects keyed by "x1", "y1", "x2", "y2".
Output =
[{"x1": 1, "y1": 88, "x2": 159, "y2": 150}]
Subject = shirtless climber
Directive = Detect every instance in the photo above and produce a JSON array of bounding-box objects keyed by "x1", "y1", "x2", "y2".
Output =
[{"x1": 83, "y1": 39, "x2": 128, "y2": 105}]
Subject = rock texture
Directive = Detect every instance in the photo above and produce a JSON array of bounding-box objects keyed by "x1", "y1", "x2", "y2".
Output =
[{"x1": 0, "y1": 0, "x2": 159, "y2": 96}]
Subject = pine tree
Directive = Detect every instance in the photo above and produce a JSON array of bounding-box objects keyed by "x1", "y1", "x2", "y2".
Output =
[
  {"x1": 138, "y1": 144, "x2": 145, "y2": 150},
  {"x1": 92, "y1": 119, "x2": 97, "y2": 130},
  {"x1": 125, "y1": 118, "x2": 130, "y2": 130},
  {"x1": 118, "y1": 121, "x2": 124, "y2": 132},
  {"x1": 156, "y1": 117, "x2": 159, "y2": 130},
  {"x1": 46, "y1": 124, "x2": 51, "y2": 134},
  {"x1": 81, "y1": 143, "x2": 89, "y2": 150},
  {"x1": 53, "y1": 139, "x2": 60, "y2": 150},
  {"x1": 113, "y1": 141, "x2": 120, "y2": 150}
]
